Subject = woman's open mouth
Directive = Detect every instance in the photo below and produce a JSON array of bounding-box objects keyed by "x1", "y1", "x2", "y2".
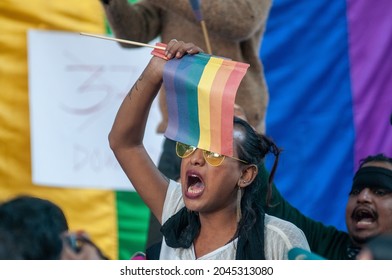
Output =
[{"x1": 185, "y1": 173, "x2": 205, "y2": 199}]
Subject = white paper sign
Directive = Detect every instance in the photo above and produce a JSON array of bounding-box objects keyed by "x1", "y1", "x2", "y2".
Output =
[{"x1": 28, "y1": 30, "x2": 164, "y2": 190}]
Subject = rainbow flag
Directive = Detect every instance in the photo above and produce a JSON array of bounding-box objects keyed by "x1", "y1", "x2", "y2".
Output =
[{"x1": 162, "y1": 53, "x2": 249, "y2": 157}]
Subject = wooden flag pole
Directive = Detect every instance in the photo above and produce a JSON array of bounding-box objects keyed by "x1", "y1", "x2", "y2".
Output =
[
  {"x1": 79, "y1": 32, "x2": 166, "y2": 50},
  {"x1": 200, "y1": 21, "x2": 212, "y2": 54},
  {"x1": 188, "y1": 0, "x2": 212, "y2": 54}
]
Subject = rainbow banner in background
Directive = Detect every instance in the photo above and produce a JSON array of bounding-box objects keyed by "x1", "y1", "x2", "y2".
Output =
[
  {"x1": 163, "y1": 53, "x2": 249, "y2": 157},
  {"x1": 261, "y1": 0, "x2": 392, "y2": 231},
  {"x1": 1, "y1": 0, "x2": 391, "y2": 261}
]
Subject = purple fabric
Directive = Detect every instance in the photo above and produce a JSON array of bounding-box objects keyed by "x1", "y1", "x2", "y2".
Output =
[{"x1": 347, "y1": 0, "x2": 392, "y2": 169}]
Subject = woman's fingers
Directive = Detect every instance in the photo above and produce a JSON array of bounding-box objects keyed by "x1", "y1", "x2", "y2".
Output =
[{"x1": 165, "y1": 40, "x2": 203, "y2": 59}]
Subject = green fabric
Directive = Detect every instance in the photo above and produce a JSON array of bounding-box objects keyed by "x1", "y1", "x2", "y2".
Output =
[{"x1": 116, "y1": 191, "x2": 149, "y2": 259}]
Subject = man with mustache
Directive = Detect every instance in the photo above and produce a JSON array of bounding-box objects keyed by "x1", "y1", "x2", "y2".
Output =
[
  {"x1": 344, "y1": 154, "x2": 392, "y2": 258},
  {"x1": 266, "y1": 153, "x2": 392, "y2": 259}
]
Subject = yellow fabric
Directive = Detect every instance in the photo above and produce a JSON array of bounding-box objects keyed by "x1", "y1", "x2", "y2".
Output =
[{"x1": 0, "y1": 0, "x2": 117, "y2": 259}]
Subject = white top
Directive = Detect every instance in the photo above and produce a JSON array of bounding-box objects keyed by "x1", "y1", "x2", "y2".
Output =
[{"x1": 159, "y1": 180, "x2": 310, "y2": 260}]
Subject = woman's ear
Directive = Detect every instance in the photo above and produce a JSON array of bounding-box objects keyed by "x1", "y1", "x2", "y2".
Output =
[{"x1": 238, "y1": 164, "x2": 258, "y2": 188}]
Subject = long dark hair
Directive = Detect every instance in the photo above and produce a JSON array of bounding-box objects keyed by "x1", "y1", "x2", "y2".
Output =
[{"x1": 233, "y1": 117, "x2": 281, "y2": 259}]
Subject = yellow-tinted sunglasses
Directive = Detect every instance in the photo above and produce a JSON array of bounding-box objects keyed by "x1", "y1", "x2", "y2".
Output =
[{"x1": 175, "y1": 142, "x2": 248, "y2": 167}]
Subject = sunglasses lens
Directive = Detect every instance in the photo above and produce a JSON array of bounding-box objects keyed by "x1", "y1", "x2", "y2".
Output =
[
  {"x1": 176, "y1": 142, "x2": 225, "y2": 166},
  {"x1": 176, "y1": 142, "x2": 196, "y2": 158},
  {"x1": 204, "y1": 151, "x2": 225, "y2": 166}
]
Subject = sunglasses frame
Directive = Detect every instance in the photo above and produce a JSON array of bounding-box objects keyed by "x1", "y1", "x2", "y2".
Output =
[{"x1": 175, "y1": 142, "x2": 248, "y2": 167}]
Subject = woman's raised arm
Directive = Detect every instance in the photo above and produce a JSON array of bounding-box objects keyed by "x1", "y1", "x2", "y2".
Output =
[{"x1": 108, "y1": 41, "x2": 202, "y2": 223}]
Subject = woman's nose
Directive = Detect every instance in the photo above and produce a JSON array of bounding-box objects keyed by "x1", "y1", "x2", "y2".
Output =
[{"x1": 189, "y1": 149, "x2": 205, "y2": 166}]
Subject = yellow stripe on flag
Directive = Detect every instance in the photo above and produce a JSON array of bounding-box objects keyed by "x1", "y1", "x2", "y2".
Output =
[{"x1": 197, "y1": 57, "x2": 223, "y2": 151}]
